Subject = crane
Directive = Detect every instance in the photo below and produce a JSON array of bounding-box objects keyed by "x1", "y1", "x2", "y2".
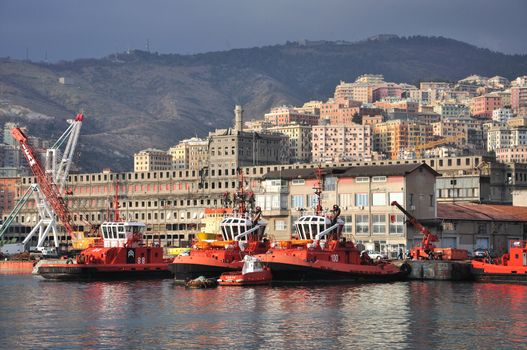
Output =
[
  {"x1": 391, "y1": 200, "x2": 468, "y2": 260},
  {"x1": 9, "y1": 114, "x2": 83, "y2": 255},
  {"x1": 401, "y1": 133, "x2": 466, "y2": 159},
  {"x1": 390, "y1": 200, "x2": 439, "y2": 259}
]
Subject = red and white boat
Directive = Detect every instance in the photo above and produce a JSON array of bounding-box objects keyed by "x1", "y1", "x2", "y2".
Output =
[
  {"x1": 471, "y1": 240, "x2": 527, "y2": 284},
  {"x1": 38, "y1": 221, "x2": 172, "y2": 280},
  {"x1": 170, "y1": 170, "x2": 270, "y2": 281},
  {"x1": 218, "y1": 255, "x2": 272, "y2": 286}
]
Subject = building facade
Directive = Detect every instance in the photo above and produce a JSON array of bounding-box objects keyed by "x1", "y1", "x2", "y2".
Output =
[
  {"x1": 312, "y1": 124, "x2": 372, "y2": 163},
  {"x1": 134, "y1": 149, "x2": 172, "y2": 172}
]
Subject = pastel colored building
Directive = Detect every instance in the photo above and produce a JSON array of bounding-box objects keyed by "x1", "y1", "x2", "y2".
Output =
[
  {"x1": 320, "y1": 98, "x2": 362, "y2": 124},
  {"x1": 264, "y1": 106, "x2": 319, "y2": 126},
  {"x1": 268, "y1": 123, "x2": 312, "y2": 163},
  {"x1": 492, "y1": 108, "x2": 514, "y2": 124},
  {"x1": 312, "y1": 124, "x2": 372, "y2": 163},
  {"x1": 511, "y1": 86, "x2": 527, "y2": 116},
  {"x1": 134, "y1": 149, "x2": 172, "y2": 172},
  {"x1": 496, "y1": 146, "x2": 527, "y2": 163},
  {"x1": 373, "y1": 120, "x2": 434, "y2": 160},
  {"x1": 470, "y1": 93, "x2": 502, "y2": 119}
]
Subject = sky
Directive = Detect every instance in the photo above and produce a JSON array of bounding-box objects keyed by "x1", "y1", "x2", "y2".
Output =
[{"x1": 1, "y1": 0, "x2": 526, "y2": 62}]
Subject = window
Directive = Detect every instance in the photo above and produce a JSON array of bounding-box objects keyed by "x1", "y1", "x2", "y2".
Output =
[
  {"x1": 355, "y1": 193, "x2": 369, "y2": 207},
  {"x1": 372, "y1": 193, "x2": 386, "y2": 206},
  {"x1": 324, "y1": 176, "x2": 336, "y2": 191},
  {"x1": 409, "y1": 193, "x2": 414, "y2": 206},
  {"x1": 275, "y1": 220, "x2": 286, "y2": 231},
  {"x1": 389, "y1": 214, "x2": 404, "y2": 234},
  {"x1": 339, "y1": 193, "x2": 353, "y2": 207},
  {"x1": 429, "y1": 194, "x2": 434, "y2": 207},
  {"x1": 372, "y1": 214, "x2": 386, "y2": 234},
  {"x1": 356, "y1": 177, "x2": 369, "y2": 183},
  {"x1": 372, "y1": 176, "x2": 386, "y2": 182},
  {"x1": 343, "y1": 216, "x2": 353, "y2": 233},
  {"x1": 389, "y1": 192, "x2": 404, "y2": 205},
  {"x1": 355, "y1": 215, "x2": 369, "y2": 235},
  {"x1": 292, "y1": 179, "x2": 305, "y2": 185},
  {"x1": 291, "y1": 195, "x2": 305, "y2": 208}
]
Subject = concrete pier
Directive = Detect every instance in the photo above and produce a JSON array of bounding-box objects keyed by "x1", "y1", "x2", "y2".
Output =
[{"x1": 405, "y1": 260, "x2": 473, "y2": 281}]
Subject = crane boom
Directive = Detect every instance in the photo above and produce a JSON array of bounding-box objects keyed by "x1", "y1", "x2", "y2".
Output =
[
  {"x1": 390, "y1": 200, "x2": 438, "y2": 251},
  {"x1": 11, "y1": 127, "x2": 76, "y2": 238}
]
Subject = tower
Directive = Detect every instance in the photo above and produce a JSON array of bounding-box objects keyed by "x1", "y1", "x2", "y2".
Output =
[{"x1": 234, "y1": 105, "x2": 243, "y2": 132}]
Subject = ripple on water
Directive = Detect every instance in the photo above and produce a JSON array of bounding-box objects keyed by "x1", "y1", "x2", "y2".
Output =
[{"x1": 1, "y1": 276, "x2": 526, "y2": 349}]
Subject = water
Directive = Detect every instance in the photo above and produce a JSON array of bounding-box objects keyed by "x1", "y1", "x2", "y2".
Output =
[{"x1": 0, "y1": 275, "x2": 526, "y2": 349}]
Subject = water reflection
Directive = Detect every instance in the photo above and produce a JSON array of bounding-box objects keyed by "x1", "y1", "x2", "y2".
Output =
[{"x1": 0, "y1": 276, "x2": 526, "y2": 349}]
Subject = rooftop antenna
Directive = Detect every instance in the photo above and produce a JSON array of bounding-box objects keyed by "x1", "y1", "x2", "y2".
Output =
[{"x1": 146, "y1": 39, "x2": 150, "y2": 52}]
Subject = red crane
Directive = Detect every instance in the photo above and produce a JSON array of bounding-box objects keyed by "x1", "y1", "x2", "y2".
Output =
[
  {"x1": 391, "y1": 200, "x2": 439, "y2": 259},
  {"x1": 391, "y1": 200, "x2": 468, "y2": 260},
  {"x1": 11, "y1": 127, "x2": 76, "y2": 239}
]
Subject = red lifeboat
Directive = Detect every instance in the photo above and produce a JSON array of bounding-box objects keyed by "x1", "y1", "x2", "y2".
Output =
[{"x1": 218, "y1": 255, "x2": 272, "y2": 286}]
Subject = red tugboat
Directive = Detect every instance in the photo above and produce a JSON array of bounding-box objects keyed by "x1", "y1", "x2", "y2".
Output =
[
  {"x1": 471, "y1": 240, "x2": 527, "y2": 284},
  {"x1": 218, "y1": 255, "x2": 272, "y2": 286},
  {"x1": 256, "y1": 169, "x2": 407, "y2": 283},
  {"x1": 170, "y1": 170, "x2": 269, "y2": 281},
  {"x1": 38, "y1": 221, "x2": 172, "y2": 280}
]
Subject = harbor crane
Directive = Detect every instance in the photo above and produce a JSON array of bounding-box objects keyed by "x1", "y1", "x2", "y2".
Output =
[
  {"x1": 3, "y1": 114, "x2": 83, "y2": 255},
  {"x1": 391, "y1": 200, "x2": 468, "y2": 260}
]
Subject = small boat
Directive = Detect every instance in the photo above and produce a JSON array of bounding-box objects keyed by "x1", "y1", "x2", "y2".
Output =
[
  {"x1": 471, "y1": 240, "x2": 527, "y2": 284},
  {"x1": 185, "y1": 276, "x2": 218, "y2": 289},
  {"x1": 218, "y1": 255, "x2": 272, "y2": 286},
  {"x1": 38, "y1": 221, "x2": 172, "y2": 280}
]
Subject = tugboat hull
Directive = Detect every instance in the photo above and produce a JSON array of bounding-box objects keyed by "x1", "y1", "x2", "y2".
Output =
[
  {"x1": 471, "y1": 267, "x2": 527, "y2": 284},
  {"x1": 266, "y1": 262, "x2": 406, "y2": 283},
  {"x1": 38, "y1": 264, "x2": 172, "y2": 281}
]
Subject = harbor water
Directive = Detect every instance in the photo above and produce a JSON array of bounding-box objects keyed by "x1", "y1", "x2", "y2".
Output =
[{"x1": 0, "y1": 275, "x2": 526, "y2": 349}]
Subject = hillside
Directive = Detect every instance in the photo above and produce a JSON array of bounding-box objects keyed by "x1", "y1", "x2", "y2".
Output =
[{"x1": 1, "y1": 35, "x2": 527, "y2": 171}]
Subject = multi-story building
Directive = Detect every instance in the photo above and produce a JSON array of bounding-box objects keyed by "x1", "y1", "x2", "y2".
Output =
[
  {"x1": 507, "y1": 116, "x2": 527, "y2": 127},
  {"x1": 320, "y1": 98, "x2": 362, "y2": 124},
  {"x1": 487, "y1": 76, "x2": 510, "y2": 89},
  {"x1": 374, "y1": 98, "x2": 419, "y2": 115},
  {"x1": 487, "y1": 125, "x2": 527, "y2": 152},
  {"x1": 208, "y1": 105, "x2": 290, "y2": 178},
  {"x1": 168, "y1": 143, "x2": 188, "y2": 170},
  {"x1": 496, "y1": 146, "x2": 527, "y2": 163},
  {"x1": 0, "y1": 177, "x2": 17, "y2": 218},
  {"x1": 433, "y1": 103, "x2": 470, "y2": 119},
  {"x1": 312, "y1": 124, "x2": 372, "y2": 163},
  {"x1": 264, "y1": 106, "x2": 319, "y2": 126},
  {"x1": 373, "y1": 120, "x2": 433, "y2": 160},
  {"x1": 492, "y1": 108, "x2": 514, "y2": 124},
  {"x1": 470, "y1": 93, "x2": 502, "y2": 119},
  {"x1": 416, "y1": 112, "x2": 441, "y2": 125},
  {"x1": 362, "y1": 115, "x2": 384, "y2": 126},
  {"x1": 268, "y1": 123, "x2": 312, "y2": 163},
  {"x1": 372, "y1": 84, "x2": 403, "y2": 102},
  {"x1": 134, "y1": 149, "x2": 172, "y2": 172},
  {"x1": 168, "y1": 137, "x2": 208, "y2": 170},
  {"x1": 431, "y1": 119, "x2": 468, "y2": 147},
  {"x1": 257, "y1": 163, "x2": 439, "y2": 256},
  {"x1": 511, "y1": 86, "x2": 527, "y2": 116}
]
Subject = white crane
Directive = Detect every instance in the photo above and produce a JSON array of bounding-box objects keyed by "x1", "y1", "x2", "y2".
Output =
[{"x1": 0, "y1": 114, "x2": 84, "y2": 256}]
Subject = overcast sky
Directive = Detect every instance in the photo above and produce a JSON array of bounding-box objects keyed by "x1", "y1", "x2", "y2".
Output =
[{"x1": 1, "y1": 0, "x2": 526, "y2": 62}]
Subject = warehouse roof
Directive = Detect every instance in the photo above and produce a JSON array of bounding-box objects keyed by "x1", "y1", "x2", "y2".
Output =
[
  {"x1": 438, "y1": 202, "x2": 527, "y2": 222},
  {"x1": 262, "y1": 163, "x2": 439, "y2": 180}
]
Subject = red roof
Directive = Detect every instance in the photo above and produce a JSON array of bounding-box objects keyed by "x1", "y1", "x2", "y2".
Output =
[{"x1": 438, "y1": 202, "x2": 527, "y2": 222}]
